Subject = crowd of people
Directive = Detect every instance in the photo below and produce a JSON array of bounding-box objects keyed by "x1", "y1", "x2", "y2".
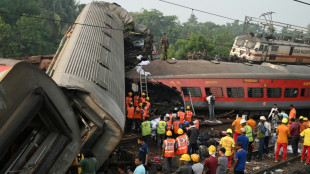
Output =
[{"x1": 124, "y1": 94, "x2": 310, "y2": 174}]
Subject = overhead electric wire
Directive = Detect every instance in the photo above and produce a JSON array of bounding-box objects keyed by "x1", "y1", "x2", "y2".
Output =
[
  {"x1": 293, "y1": 0, "x2": 310, "y2": 6},
  {"x1": 158, "y1": 0, "x2": 239, "y2": 22}
]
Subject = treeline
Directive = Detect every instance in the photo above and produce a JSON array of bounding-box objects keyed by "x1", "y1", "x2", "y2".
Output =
[
  {"x1": 131, "y1": 9, "x2": 310, "y2": 59},
  {"x1": 0, "y1": 0, "x2": 85, "y2": 58}
]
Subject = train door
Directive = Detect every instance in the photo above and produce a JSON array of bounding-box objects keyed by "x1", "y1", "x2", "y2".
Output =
[{"x1": 261, "y1": 45, "x2": 268, "y2": 61}]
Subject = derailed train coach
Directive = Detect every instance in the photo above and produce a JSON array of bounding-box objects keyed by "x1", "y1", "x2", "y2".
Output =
[{"x1": 0, "y1": 2, "x2": 128, "y2": 173}]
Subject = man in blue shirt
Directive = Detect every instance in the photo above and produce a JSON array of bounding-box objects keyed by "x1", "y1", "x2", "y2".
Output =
[
  {"x1": 232, "y1": 142, "x2": 247, "y2": 174},
  {"x1": 138, "y1": 138, "x2": 149, "y2": 166},
  {"x1": 237, "y1": 128, "x2": 249, "y2": 150},
  {"x1": 133, "y1": 157, "x2": 146, "y2": 174}
]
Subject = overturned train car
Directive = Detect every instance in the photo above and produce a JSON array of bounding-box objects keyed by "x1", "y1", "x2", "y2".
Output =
[{"x1": 0, "y1": 2, "x2": 125, "y2": 173}]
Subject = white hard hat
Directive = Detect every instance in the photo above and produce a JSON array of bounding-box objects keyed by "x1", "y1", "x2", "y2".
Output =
[
  {"x1": 240, "y1": 119, "x2": 246, "y2": 124},
  {"x1": 260, "y1": 116, "x2": 266, "y2": 120}
]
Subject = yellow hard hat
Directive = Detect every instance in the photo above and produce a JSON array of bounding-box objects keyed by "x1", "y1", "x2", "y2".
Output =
[
  {"x1": 191, "y1": 154, "x2": 199, "y2": 162},
  {"x1": 282, "y1": 118, "x2": 288, "y2": 124},
  {"x1": 142, "y1": 92, "x2": 146, "y2": 96},
  {"x1": 166, "y1": 131, "x2": 172, "y2": 136},
  {"x1": 139, "y1": 103, "x2": 143, "y2": 107},
  {"x1": 146, "y1": 97, "x2": 150, "y2": 101},
  {"x1": 177, "y1": 128, "x2": 184, "y2": 135},
  {"x1": 180, "y1": 154, "x2": 191, "y2": 161},
  {"x1": 128, "y1": 92, "x2": 132, "y2": 96},
  {"x1": 299, "y1": 116, "x2": 304, "y2": 120},
  {"x1": 226, "y1": 128, "x2": 233, "y2": 134},
  {"x1": 208, "y1": 145, "x2": 216, "y2": 153},
  {"x1": 186, "y1": 106, "x2": 190, "y2": 110},
  {"x1": 303, "y1": 117, "x2": 308, "y2": 121}
]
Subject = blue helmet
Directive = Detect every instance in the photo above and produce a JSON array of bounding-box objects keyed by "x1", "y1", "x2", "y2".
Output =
[
  {"x1": 184, "y1": 121, "x2": 189, "y2": 125},
  {"x1": 180, "y1": 107, "x2": 184, "y2": 110}
]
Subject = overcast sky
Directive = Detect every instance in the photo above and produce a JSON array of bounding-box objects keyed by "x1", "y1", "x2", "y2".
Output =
[{"x1": 78, "y1": 0, "x2": 310, "y2": 28}]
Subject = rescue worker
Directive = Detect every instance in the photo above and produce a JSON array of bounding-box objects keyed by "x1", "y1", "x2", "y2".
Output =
[
  {"x1": 203, "y1": 145, "x2": 218, "y2": 174},
  {"x1": 241, "y1": 119, "x2": 254, "y2": 161},
  {"x1": 175, "y1": 154, "x2": 192, "y2": 174},
  {"x1": 175, "y1": 128, "x2": 189, "y2": 167},
  {"x1": 126, "y1": 92, "x2": 133, "y2": 108},
  {"x1": 157, "y1": 115, "x2": 167, "y2": 150},
  {"x1": 300, "y1": 122, "x2": 310, "y2": 165},
  {"x1": 290, "y1": 118, "x2": 300, "y2": 156},
  {"x1": 193, "y1": 119, "x2": 199, "y2": 130},
  {"x1": 134, "y1": 103, "x2": 143, "y2": 133},
  {"x1": 162, "y1": 130, "x2": 175, "y2": 172},
  {"x1": 232, "y1": 115, "x2": 242, "y2": 143},
  {"x1": 126, "y1": 102, "x2": 135, "y2": 133},
  {"x1": 185, "y1": 106, "x2": 193, "y2": 122},
  {"x1": 178, "y1": 107, "x2": 185, "y2": 124},
  {"x1": 142, "y1": 102, "x2": 150, "y2": 120},
  {"x1": 143, "y1": 34, "x2": 153, "y2": 61},
  {"x1": 145, "y1": 97, "x2": 151, "y2": 109},
  {"x1": 219, "y1": 128, "x2": 235, "y2": 169},
  {"x1": 133, "y1": 93, "x2": 140, "y2": 107},
  {"x1": 191, "y1": 154, "x2": 203, "y2": 174},
  {"x1": 275, "y1": 118, "x2": 291, "y2": 162},
  {"x1": 183, "y1": 121, "x2": 190, "y2": 132},
  {"x1": 141, "y1": 117, "x2": 152, "y2": 145},
  {"x1": 300, "y1": 116, "x2": 306, "y2": 133},
  {"x1": 303, "y1": 117, "x2": 309, "y2": 129},
  {"x1": 187, "y1": 122, "x2": 199, "y2": 155},
  {"x1": 257, "y1": 116, "x2": 267, "y2": 161},
  {"x1": 140, "y1": 92, "x2": 146, "y2": 103},
  {"x1": 165, "y1": 117, "x2": 172, "y2": 132},
  {"x1": 159, "y1": 33, "x2": 169, "y2": 60},
  {"x1": 246, "y1": 115, "x2": 256, "y2": 132},
  {"x1": 173, "y1": 117, "x2": 182, "y2": 137},
  {"x1": 289, "y1": 105, "x2": 296, "y2": 121}
]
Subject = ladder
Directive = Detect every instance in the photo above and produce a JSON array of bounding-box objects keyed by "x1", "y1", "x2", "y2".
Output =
[{"x1": 140, "y1": 73, "x2": 148, "y2": 97}]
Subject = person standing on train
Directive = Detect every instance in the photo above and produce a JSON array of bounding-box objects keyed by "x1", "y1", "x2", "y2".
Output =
[
  {"x1": 268, "y1": 104, "x2": 278, "y2": 119},
  {"x1": 206, "y1": 92, "x2": 216, "y2": 121},
  {"x1": 232, "y1": 115, "x2": 242, "y2": 143},
  {"x1": 289, "y1": 104, "x2": 296, "y2": 120}
]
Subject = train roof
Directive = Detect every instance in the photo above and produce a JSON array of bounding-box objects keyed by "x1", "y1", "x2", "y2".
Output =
[
  {"x1": 237, "y1": 35, "x2": 310, "y2": 47},
  {"x1": 126, "y1": 60, "x2": 310, "y2": 80}
]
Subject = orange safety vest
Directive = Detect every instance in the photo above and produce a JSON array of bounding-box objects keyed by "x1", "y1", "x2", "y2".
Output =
[
  {"x1": 134, "y1": 107, "x2": 142, "y2": 120},
  {"x1": 140, "y1": 97, "x2": 146, "y2": 103},
  {"x1": 126, "y1": 97, "x2": 132, "y2": 108},
  {"x1": 134, "y1": 96, "x2": 139, "y2": 107},
  {"x1": 145, "y1": 101, "x2": 151, "y2": 108},
  {"x1": 166, "y1": 121, "x2": 172, "y2": 131},
  {"x1": 185, "y1": 111, "x2": 193, "y2": 122},
  {"x1": 127, "y1": 107, "x2": 134, "y2": 119},
  {"x1": 173, "y1": 121, "x2": 180, "y2": 134},
  {"x1": 289, "y1": 108, "x2": 296, "y2": 119},
  {"x1": 163, "y1": 138, "x2": 175, "y2": 157},
  {"x1": 142, "y1": 107, "x2": 150, "y2": 120},
  {"x1": 194, "y1": 120, "x2": 199, "y2": 129},
  {"x1": 178, "y1": 111, "x2": 185, "y2": 124},
  {"x1": 176, "y1": 134, "x2": 189, "y2": 155}
]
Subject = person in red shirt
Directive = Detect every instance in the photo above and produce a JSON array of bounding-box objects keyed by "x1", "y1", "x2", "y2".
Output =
[
  {"x1": 203, "y1": 145, "x2": 218, "y2": 174},
  {"x1": 126, "y1": 92, "x2": 133, "y2": 108}
]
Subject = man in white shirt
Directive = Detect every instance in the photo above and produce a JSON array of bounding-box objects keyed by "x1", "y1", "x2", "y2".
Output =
[
  {"x1": 206, "y1": 92, "x2": 215, "y2": 120},
  {"x1": 268, "y1": 104, "x2": 278, "y2": 119}
]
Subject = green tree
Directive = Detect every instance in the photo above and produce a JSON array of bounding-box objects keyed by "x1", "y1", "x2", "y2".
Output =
[
  {"x1": 167, "y1": 44, "x2": 175, "y2": 58},
  {"x1": 0, "y1": 17, "x2": 12, "y2": 57}
]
